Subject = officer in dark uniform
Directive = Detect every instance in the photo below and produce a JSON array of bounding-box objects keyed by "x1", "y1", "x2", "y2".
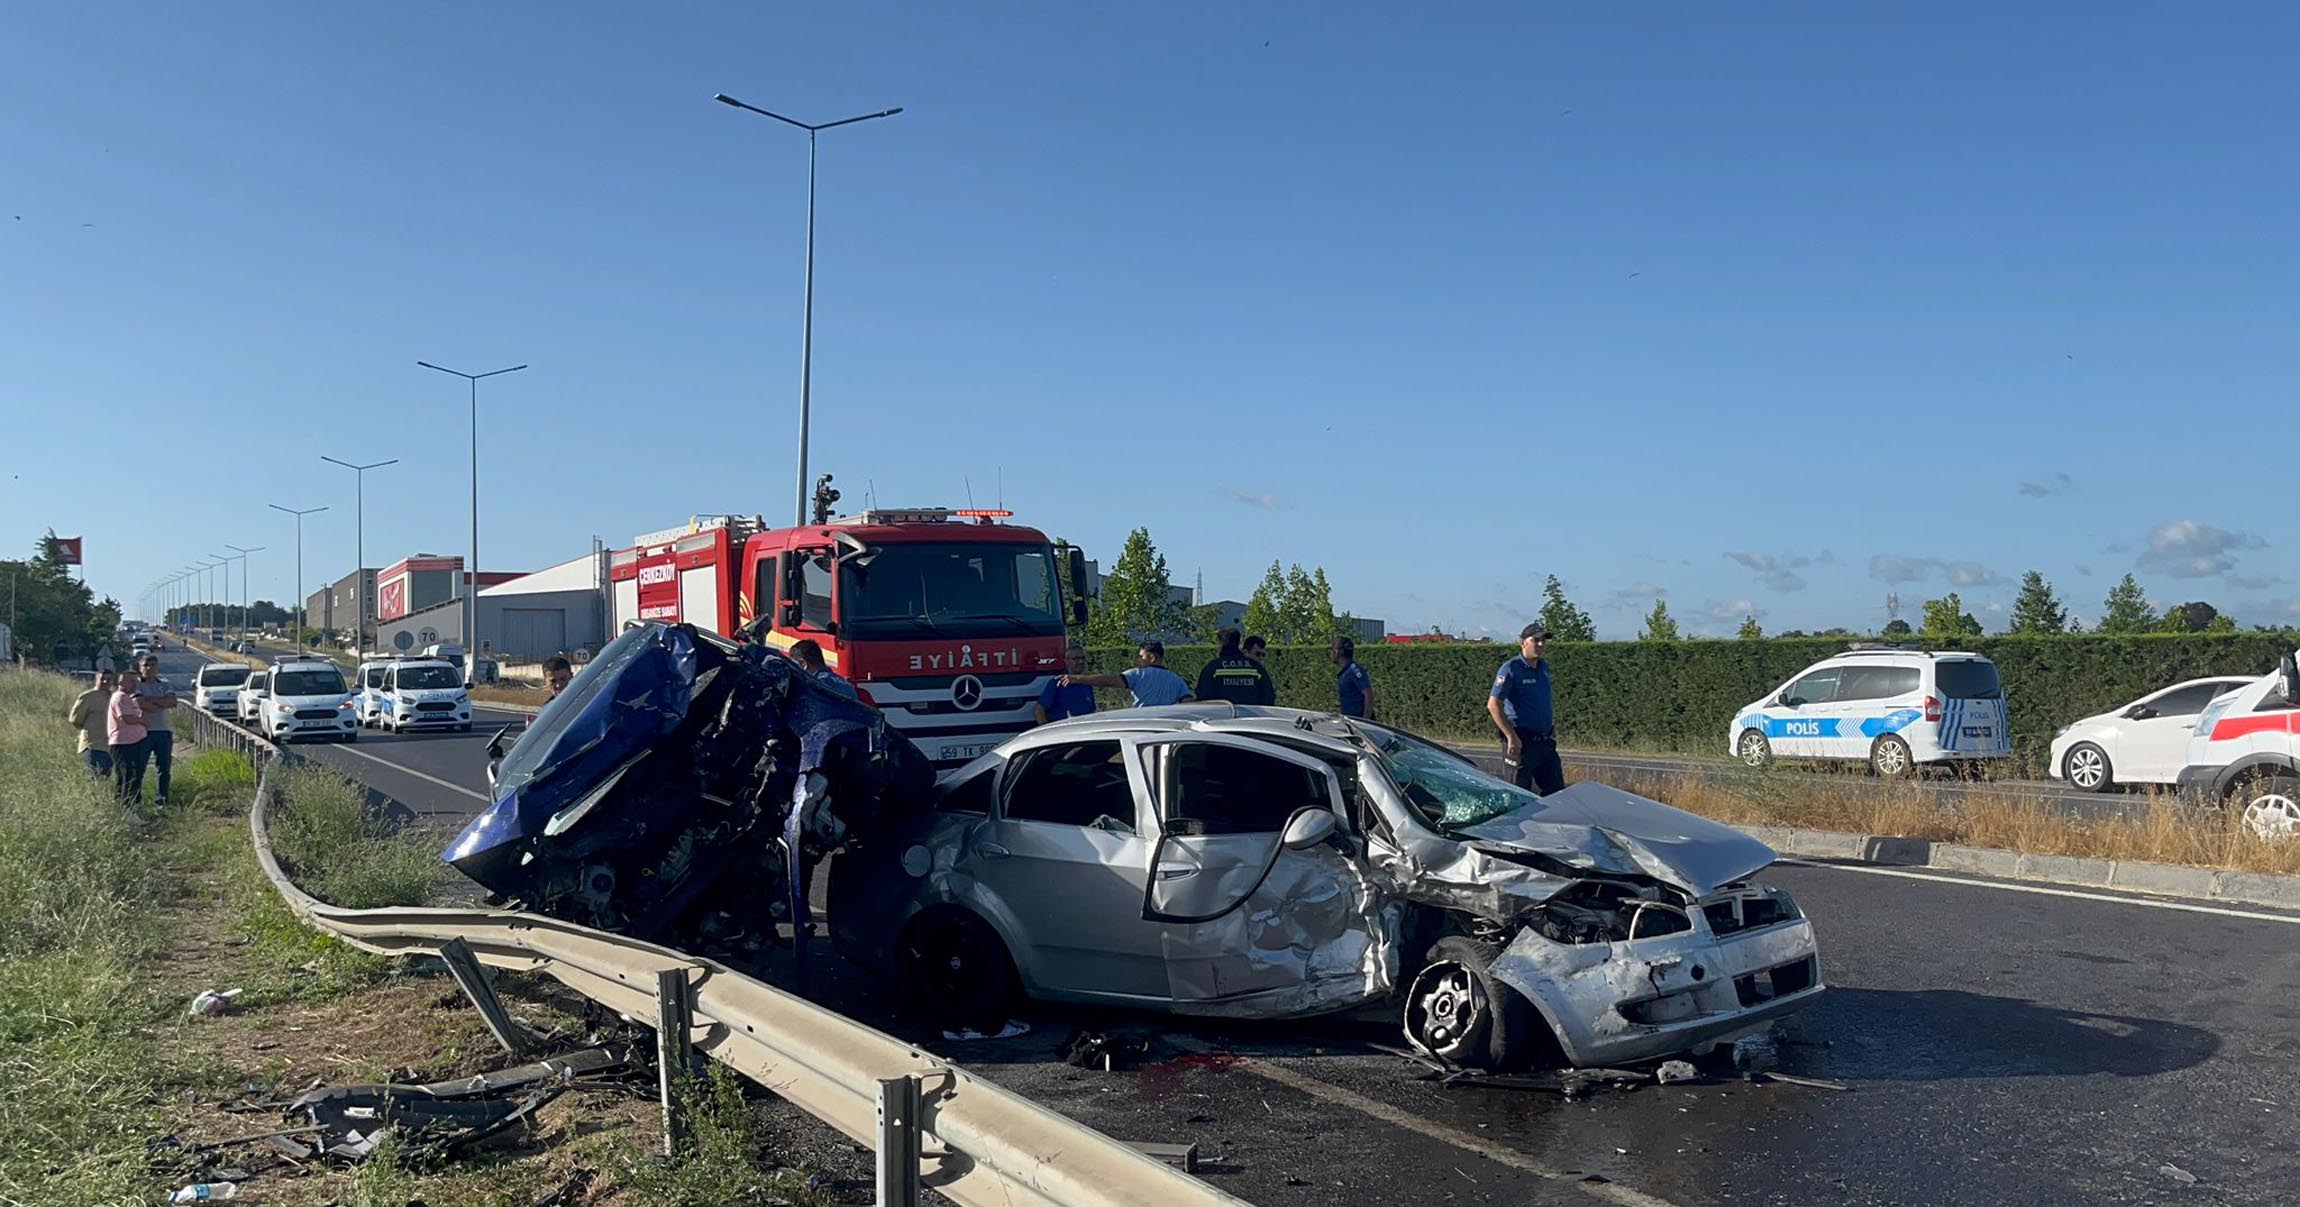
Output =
[
  {"x1": 1487, "y1": 622, "x2": 1563, "y2": 794},
  {"x1": 1195, "y1": 628, "x2": 1275, "y2": 706}
]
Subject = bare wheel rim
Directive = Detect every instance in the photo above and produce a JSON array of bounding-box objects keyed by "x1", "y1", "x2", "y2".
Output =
[
  {"x1": 1407, "y1": 962, "x2": 1488, "y2": 1058},
  {"x1": 2067, "y1": 747, "x2": 2106, "y2": 789},
  {"x1": 1874, "y1": 739, "x2": 1908, "y2": 775},
  {"x1": 2242, "y1": 792, "x2": 2300, "y2": 842}
]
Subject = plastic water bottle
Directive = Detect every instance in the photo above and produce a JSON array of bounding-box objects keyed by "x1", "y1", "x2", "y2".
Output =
[{"x1": 169, "y1": 1183, "x2": 239, "y2": 1202}]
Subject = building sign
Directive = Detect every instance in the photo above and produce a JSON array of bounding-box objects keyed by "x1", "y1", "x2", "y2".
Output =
[{"x1": 378, "y1": 575, "x2": 407, "y2": 621}]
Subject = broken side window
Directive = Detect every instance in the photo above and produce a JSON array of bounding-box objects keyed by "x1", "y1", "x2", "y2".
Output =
[
  {"x1": 1003, "y1": 740, "x2": 1134, "y2": 830},
  {"x1": 1164, "y1": 743, "x2": 1326, "y2": 836},
  {"x1": 938, "y1": 767, "x2": 995, "y2": 815}
]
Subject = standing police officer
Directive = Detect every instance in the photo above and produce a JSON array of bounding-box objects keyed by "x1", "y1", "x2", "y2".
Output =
[{"x1": 1486, "y1": 622, "x2": 1563, "y2": 794}]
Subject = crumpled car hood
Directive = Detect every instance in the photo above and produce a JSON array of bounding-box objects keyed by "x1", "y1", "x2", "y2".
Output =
[{"x1": 1448, "y1": 780, "x2": 1778, "y2": 897}]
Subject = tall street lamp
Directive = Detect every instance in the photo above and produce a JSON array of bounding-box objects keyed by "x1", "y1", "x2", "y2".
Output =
[
  {"x1": 226, "y1": 544, "x2": 264, "y2": 646},
  {"x1": 269, "y1": 504, "x2": 327, "y2": 653},
  {"x1": 321, "y1": 456, "x2": 398, "y2": 659},
  {"x1": 713, "y1": 92, "x2": 903, "y2": 526},
  {"x1": 418, "y1": 361, "x2": 526, "y2": 676}
]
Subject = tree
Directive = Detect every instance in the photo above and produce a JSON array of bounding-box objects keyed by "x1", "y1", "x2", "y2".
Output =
[
  {"x1": 1284, "y1": 565, "x2": 1338, "y2": 641},
  {"x1": 1638, "y1": 598, "x2": 1679, "y2": 642},
  {"x1": 1, "y1": 533, "x2": 121, "y2": 666},
  {"x1": 2159, "y1": 601, "x2": 2228, "y2": 633},
  {"x1": 1084, "y1": 527, "x2": 1184, "y2": 646},
  {"x1": 2007, "y1": 571, "x2": 2069, "y2": 635},
  {"x1": 2098, "y1": 574, "x2": 2158, "y2": 635},
  {"x1": 1920, "y1": 593, "x2": 1983, "y2": 639},
  {"x1": 1538, "y1": 575, "x2": 1596, "y2": 642},
  {"x1": 1736, "y1": 614, "x2": 1763, "y2": 640},
  {"x1": 1881, "y1": 618, "x2": 1913, "y2": 638},
  {"x1": 1182, "y1": 602, "x2": 1226, "y2": 643},
  {"x1": 1243, "y1": 562, "x2": 1287, "y2": 642}
]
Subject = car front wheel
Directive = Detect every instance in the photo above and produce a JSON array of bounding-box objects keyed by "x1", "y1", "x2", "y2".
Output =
[
  {"x1": 2063, "y1": 743, "x2": 2114, "y2": 792},
  {"x1": 1737, "y1": 730, "x2": 1772, "y2": 768},
  {"x1": 2231, "y1": 772, "x2": 2300, "y2": 842},
  {"x1": 1404, "y1": 936, "x2": 1552, "y2": 1071}
]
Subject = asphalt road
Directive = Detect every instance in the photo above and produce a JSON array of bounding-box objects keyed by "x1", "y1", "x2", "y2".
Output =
[{"x1": 155, "y1": 642, "x2": 2300, "y2": 1205}]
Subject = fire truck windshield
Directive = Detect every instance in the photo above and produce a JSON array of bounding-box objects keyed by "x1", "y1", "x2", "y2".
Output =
[{"x1": 839, "y1": 542, "x2": 1064, "y2": 640}]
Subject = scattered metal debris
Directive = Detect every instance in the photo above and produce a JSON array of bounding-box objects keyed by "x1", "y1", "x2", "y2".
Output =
[
  {"x1": 1654, "y1": 1060, "x2": 1700, "y2": 1085},
  {"x1": 940, "y1": 1021, "x2": 1031, "y2": 1042},
  {"x1": 1060, "y1": 1028, "x2": 1155, "y2": 1072},
  {"x1": 2159, "y1": 1162, "x2": 2199, "y2": 1185},
  {"x1": 264, "y1": 1044, "x2": 635, "y2": 1163},
  {"x1": 1123, "y1": 1140, "x2": 1201, "y2": 1172}
]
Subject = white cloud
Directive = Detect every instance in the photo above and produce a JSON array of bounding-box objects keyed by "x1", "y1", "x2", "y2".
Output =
[
  {"x1": 1723, "y1": 550, "x2": 1820, "y2": 593},
  {"x1": 1868, "y1": 555, "x2": 2002, "y2": 588},
  {"x1": 1709, "y1": 599, "x2": 1762, "y2": 620},
  {"x1": 1217, "y1": 485, "x2": 1279, "y2": 510},
  {"x1": 2134, "y1": 520, "x2": 2265, "y2": 579},
  {"x1": 2018, "y1": 472, "x2": 2075, "y2": 498}
]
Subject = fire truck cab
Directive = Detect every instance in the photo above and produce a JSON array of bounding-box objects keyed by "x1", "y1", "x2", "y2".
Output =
[{"x1": 611, "y1": 509, "x2": 1087, "y2": 765}]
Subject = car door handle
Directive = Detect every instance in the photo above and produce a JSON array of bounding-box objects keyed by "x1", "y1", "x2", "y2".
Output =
[
  {"x1": 1155, "y1": 865, "x2": 1198, "y2": 881},
  {"x1": 975, "y1": 841, "x2": 1011, "y2": 859}
]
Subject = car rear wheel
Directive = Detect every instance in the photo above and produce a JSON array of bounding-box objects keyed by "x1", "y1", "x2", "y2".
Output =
[
  {"x1": 900, "y1": 909, "x2": 1019, "y2": 1034},
  {"x1": 1737, "y1": 730, "x2": 1772, "y2": 768},
  {"x1": 1404, "y1": 936, "x2": 1552, "y2": 1071},
  {"x1": 2231, "y1": 772, "x2": 2300, "y2": 842},
  {"x1": 1870, "y1": 735, "x2": 1913, "y2": 779},
  {"x1": 2063, "y1": 743, "x2": 2114, "y2": 792}
]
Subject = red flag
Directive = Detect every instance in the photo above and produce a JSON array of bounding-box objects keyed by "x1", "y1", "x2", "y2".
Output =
[{"x1": 51, "y1": 536, "x2": 83, "y2": 565}]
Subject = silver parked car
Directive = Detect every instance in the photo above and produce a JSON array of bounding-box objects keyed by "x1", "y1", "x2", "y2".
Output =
[{"x1": 830, "y1": 706, "x2": 1823, "y2": 1069}]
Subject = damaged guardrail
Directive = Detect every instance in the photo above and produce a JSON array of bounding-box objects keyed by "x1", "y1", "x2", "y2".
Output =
[{"x1": 200, "y1": 702, "x2": 1245, "y2": 1207}]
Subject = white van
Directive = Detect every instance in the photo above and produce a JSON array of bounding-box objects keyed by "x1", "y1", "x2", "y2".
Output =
[
  {"x1": 1730, "y1": 647, "x2": 2011, "y2": 777},
  {"x1": 376, "y1": 658, "x2": 473, "y2": 733},
  {"x1": 354, "y1": 659, "x2": 395, "y2": 727},
  {"x1": 259, "y1": 660, "x2": 359, "y2": 743},
  {"x1": 193, "y1": 662, "x2": 253, "y2": 713},
  {"x1": 2175, "y1": 652, "x2": 2300, "y2": 839}
]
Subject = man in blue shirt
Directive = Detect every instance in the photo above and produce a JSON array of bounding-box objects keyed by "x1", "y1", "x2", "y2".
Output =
[
  {"x1": 1034, "y1": 643, "x2": 1098, "y2": 725},
  {"x1": 1060, "y1": 641, "x2": 1195, "y2": 708},
  {"x1": 789, "y1": 639, "x2": 860, "y2": 701},
  {"x1": 1486, "y1": 622, "x2": 1563, "y2": 794},
  {"x1": 1332, "y1": 635, "x2": 1374, "y2": 719}
]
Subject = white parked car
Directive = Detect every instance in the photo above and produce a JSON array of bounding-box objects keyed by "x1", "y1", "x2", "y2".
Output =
[
  {"x1": 354, "y1": 659, "x2": 395, "y2": 727},
  {"x1": 375, "y1": 658, "x2": 472, "y2": 733},
  {"x1": 236, "y1": 668, "x2": 272, "y2": 725},
  {"x1": 2175, "y1": 654, "x2": 2300, "y2": 840},
  {"x1": 192, "y1": 662, "x2": 254, "y2": 713},
  {"x1": 259, "y1": 660, "x2": 359, "y2": 743},
  {"x1": 1729, "y1": 647, "x2": 2011, "y2": 777},
  {"x1": 2048, "y1": 676, "x2": 2255, "y2": 792}
]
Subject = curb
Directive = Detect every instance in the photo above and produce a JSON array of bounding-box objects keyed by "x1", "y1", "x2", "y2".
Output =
[{"x1": 1737, "y1": 824, "x2": 2300, "y2": 910}]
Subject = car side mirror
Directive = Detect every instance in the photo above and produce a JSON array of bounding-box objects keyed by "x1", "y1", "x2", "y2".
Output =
[
  {"x1": 2127, "y1": 705, "x2": 2157, "y2": 720},
  {"x1": 2279, "y1": 653, "x2": 2300, "y2": 707},
  {"x1": 1281, "y1": 808, "x2": 1339, "y2": 851}
]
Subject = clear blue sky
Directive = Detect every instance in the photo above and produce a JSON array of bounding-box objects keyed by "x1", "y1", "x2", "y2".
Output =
[{"x1": 5, "y1": 3, "x2": 2293, "y2": 637}]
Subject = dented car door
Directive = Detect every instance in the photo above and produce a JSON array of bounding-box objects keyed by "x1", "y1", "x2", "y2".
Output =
[{"x1": 1134, "y1": 733, "x2": 1394, "y2": 1017}]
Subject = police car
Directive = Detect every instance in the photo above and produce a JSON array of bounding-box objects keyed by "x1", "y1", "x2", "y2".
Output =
[
  {"x1": 1730, "y1": 646, "x2": 2011, "y2": 777},
  {"x1": 374, "y1": 658, "x2": 473, "y2": 734},
  {"x1": 259, "y1": 659, "x2": 359, "y2": 743},
  {"x1": 2174, "y1": 652, "x2": 2300, "y2": 840}
]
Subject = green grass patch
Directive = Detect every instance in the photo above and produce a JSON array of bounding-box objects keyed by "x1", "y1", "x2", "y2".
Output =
[
  {"x1": 594, "y1": 1065, "x2": 834, "y2": 1207},
  {"x1": 266, "y1": 761, "x2": 444, "y2": 910}
]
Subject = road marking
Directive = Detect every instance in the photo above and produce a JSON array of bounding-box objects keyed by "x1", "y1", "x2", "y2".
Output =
[
  {"x1": 1172, "y1": 1041, "x2": 1683, "y2": 1207},
  {"x1": 1780, "y1": 859, "x2": 2300, "y2": 924},
  {"x1": 329, "y1": 743, "x2": 491, "y2": 803}
]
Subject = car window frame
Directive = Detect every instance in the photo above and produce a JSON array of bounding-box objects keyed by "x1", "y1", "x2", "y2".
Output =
[
  {"x1": 1132, "y1": 732, "x2": 1343, "y2": 837},
  {"x1": 996, "y1": 737, "x2": 1143, "y2": 832},
  {"x1": 1784, "y1": 667, "x2": 1844, "y2": 708}
]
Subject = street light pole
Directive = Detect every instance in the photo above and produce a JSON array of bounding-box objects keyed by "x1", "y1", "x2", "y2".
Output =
[
  {"x1": 269, "y1": 504, "x2": 327, "y2": 653},
  {"x1": 712, "y1": 93, "x2": 903, "y2": 526},
  {"x1": 321, "y1": 456, "x2": 398, "y2": 660},
  {"x1": 226, "y1": 544, "x2": 263, "y2": 646},
  {"x1": 418, "y1": 361, "x2": 526, "y2": 678}
]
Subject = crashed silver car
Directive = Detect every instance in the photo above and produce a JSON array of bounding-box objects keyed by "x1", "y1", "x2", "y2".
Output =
[{"x1": 831, "y1": 706, "x2": 1822, "y2": 1069}]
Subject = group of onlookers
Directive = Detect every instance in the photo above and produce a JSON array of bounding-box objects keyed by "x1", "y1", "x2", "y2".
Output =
[
  {"x1": 66, "y1": 654, "x2": 176, "y2": 812},
  {"x1": 1036, "y1": 628, "x2": 1380, "y2": 725}
]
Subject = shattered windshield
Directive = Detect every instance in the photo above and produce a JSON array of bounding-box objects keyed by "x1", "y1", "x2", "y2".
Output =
[
  {"x1": 490, "y1": 623, "x2": 681, "y2": 799},
  {"x1": 396, "y1": 665, "x2": 462, "y2": 690},
  {"x1": 1368, "y1": 726, "x2": 1542, "y2": 830}
]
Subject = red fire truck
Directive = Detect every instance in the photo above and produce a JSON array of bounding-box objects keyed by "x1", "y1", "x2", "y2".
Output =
[{"x1": 608, "y1": 509, "x2": 1087, "y2": 764}]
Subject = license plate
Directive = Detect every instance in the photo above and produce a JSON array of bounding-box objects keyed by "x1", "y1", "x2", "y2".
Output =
[
  {"x1": 1961, "y1": 726, "x2": 1992, "y2": 739},
  {"x1": 937, "y1": 741, "x2": 995, "y2": 762}
]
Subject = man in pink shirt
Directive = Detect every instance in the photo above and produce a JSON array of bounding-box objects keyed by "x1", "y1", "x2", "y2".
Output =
[{"x1": 107, "y1": 674, "x2": 152, "y2": 807}]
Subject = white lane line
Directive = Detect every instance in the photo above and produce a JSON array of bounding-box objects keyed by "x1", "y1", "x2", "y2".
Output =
[
  {"x1": 329, "y1": 742, "x2": 491, "y2": 803},
  {"x1": 1172, "y1": 1041, "x2": 1683, "y2": 1207},
  {"x1": 1779, "y1": 859, "x2": 2300, "y2": 924}
]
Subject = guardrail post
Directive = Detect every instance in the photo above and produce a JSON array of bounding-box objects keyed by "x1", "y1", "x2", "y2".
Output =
[
  {"x1": 656, "y1": 967, "x2": 698, "y2": 1156},
  {"x1": 439, "y1": 937, "x2": 535, "y2": 1058},
  {"x1": 875, "y1": 1074, "x2": 922, "y2": 1207}
]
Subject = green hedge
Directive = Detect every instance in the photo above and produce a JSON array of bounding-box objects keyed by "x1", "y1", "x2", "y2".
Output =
[{"x1": 1089, "y1": 634, "x2": 2295, "y2": 770}]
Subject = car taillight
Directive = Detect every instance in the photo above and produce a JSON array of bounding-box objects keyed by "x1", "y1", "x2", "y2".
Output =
[{"x1": 1923, "y1": 694, "x2": 1942, "y2": 722}]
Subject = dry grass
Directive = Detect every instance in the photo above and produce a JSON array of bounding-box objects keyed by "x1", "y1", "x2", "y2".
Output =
[
  {"x1": 1591, "y1": 760, "x2": 2300, "y2": 877},
  {"x1": 468, "y1": 681, "x2": 547, "y2": 710}
]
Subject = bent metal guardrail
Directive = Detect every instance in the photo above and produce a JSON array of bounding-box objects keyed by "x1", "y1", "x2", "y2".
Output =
[{"x1": 183, "y1": 704, "x2": 1248, "y2": 1207}]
